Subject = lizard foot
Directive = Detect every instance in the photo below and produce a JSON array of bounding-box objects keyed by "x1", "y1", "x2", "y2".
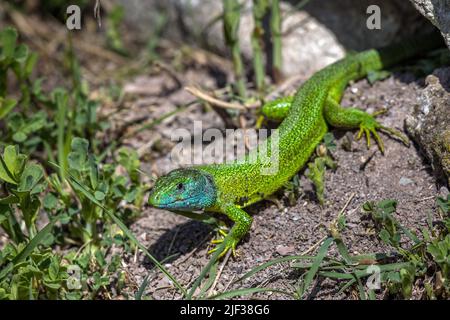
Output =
[
  {"x1": 357, "y1": 116, "x2": 409, "y2": 154},
  {"x1": 207, "y1": 234, "x2": 239, "y2": 258}
]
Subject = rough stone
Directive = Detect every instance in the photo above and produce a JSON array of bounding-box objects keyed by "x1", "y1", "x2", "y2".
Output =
[
  {"x1": 405, "y1": 67, "x2": 450, "y2": 187},
  {"x1": 117, "y1": 0, "x2": 433, "y2": 78},
  {"x1": 409, "y1": 0, "x2": 450, "y2": 50}
]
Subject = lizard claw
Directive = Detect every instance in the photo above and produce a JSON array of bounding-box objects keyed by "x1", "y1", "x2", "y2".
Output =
[
  {"x1": 357, "y1": 116, "x2": 409, "y2": 154},
  {"x1": 209, "y1": 224, "x2": 228, "y2": 244},
  {"x1": 208, "y1": 234, "x2": 238, "y2": 258},
  {"x1": 357, "y1": 118, "x2": 384, "y2": 153},
  {"x1": 379, "y1": 125, "x2": 410, "y2": 148},
  {"x1": 371, "y1": 108, "x2": 388, "y2": 117}
]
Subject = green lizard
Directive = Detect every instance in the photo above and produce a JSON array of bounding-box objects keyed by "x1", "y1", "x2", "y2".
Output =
[{"x1": 148, "y1": 33, "x2": 444, "y2": 257}]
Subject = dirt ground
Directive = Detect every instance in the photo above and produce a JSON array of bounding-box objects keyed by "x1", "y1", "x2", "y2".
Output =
[{"x1": 116, "y1": 68, "x2": 446, "y2": 300}]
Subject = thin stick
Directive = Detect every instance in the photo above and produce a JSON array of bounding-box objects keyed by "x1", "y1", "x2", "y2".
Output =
[
  {"x1": 185, "y1": 86, "x2": 247, "y2": 110},
  {"x1": 185, "y1": 73, "x2": 304, "y2": 112},
  {"x1": 413, "y1": 195, "x2": 435, "y2": 202},
  {"x1": 338, "y1": 192, "x2": 355, "y2": 216},
  {"x1": 222, "y1": 274, "x2": 236, "y2": 293}
]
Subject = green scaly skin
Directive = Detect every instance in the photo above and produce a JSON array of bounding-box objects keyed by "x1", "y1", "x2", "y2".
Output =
[{"x1": 148, "y1": 33, "x2": 444, "y2": 257}]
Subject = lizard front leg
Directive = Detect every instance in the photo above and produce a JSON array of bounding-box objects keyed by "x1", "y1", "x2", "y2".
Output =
[{"x1": 209, "y1": 204, "x2": 253, "y2": 258}]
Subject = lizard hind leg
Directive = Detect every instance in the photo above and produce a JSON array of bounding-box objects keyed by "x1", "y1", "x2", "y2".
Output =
[
  {"x1": 324, "y1": 96, "x2": 409, "y2": 153},
  {"x1": 256, "y1": 96, "x2": 293, "y2": 129}
]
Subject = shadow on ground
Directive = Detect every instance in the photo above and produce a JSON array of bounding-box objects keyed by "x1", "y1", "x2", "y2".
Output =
[{"x1": 145, "y1": 219, "x2": 213, "y2": 267}]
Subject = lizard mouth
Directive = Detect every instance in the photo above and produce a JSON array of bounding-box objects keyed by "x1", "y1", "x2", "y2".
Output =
[{"x1": 148, "y1": 193, "x2": 198, "y2": 210}]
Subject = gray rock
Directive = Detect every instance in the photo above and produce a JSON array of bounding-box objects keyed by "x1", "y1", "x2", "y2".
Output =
[
  {"x1": 409, "y1": 0, "x2": 450, "y2": 50},
  {"x1": 405, "y1": 67, "x2": 450, "y2": 187},
  {"x1": 117, "y1": 0, "x2": 433, "y2": 78},
  {"x1": 439, "y1": 185, "x2": 449, "y2": 198},
  {"x1": 276, "y1": 244, "x2": 295, "y2": 256}
]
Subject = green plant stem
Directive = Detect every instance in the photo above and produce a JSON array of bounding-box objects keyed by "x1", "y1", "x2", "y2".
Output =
[
  {"x1": 252, "y1": 0, "x2": 269, "y2": 93},
  {"x1": 55, "y1": 91, "x2": 68, "y2": 182},
  {"x1": 50, "y1": 163, "x2": 187, "y2": 297},
  {"x1": 0, "y1": 69, "x2": 6, "y2": 97},
  {"x1": 231, "y1": 44, "x2": 247, "y2": 98},
  {"x1": 0, "y1": 215, "x2": 60, "y2": 281},
  {"x1": 270, "y1": 0, "x2": 282, "y2": 82},
  {"x1": 223, "y1": 0, "x2": 247, "y2": 98},
  {"x1": 67, "y1": 33, "x2": 81, "y2": 92}
]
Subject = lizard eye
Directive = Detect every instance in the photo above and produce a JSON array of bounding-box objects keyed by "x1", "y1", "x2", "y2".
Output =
[{"x1": 177, "y1": 183, "x2": 184, "y2": 191}]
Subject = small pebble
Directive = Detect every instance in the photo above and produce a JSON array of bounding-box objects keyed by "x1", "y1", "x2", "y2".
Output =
[
  {"x1": 276, "y1": 245, "x2": 295, "y2": 256},
  {"x1": 399, "y1": 177, "x2": 414, "y2": 186},
  {"x1": 439, "y1": 186, "x2": 449, "y2": 197}
]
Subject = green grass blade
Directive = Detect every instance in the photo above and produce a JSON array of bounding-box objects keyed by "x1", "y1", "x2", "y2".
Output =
[
  {"x1": 356, "y1": 274, "x2": 367, "y2": 300},
  {"x1": 320, "y1": 262, "x2": 412, "y2": 281},
  {"x1": 12, "y1": 215, "x2": 60, "y2": 264},
  {"x1": 235, "y1": 255, "x2": 316, "y2": 283},
  {"x1": 399, "y1": 224, "x2": 421, "y2": 244},
  {"x1": 334, "y1": 237, "x2": 354, "y2": 265},
  {"x1": 73, "y1": 178, "x2": 186, "y2": 296},
  {"x1": 318, "y1": 271, "x2": 357, "y2": 280},
  {"x1": 298, "y1": 237, "x2": 334, "y2": 298},
  {"x1": 354, "y1": 262, "x2": 411, "y2": 272},
  {"x1": 197, "y1": 260, "x2": 219, "y2": 299},
  {"x1": 135, "y1": 274, "x2": 150, "y2": 300},
  {"x1": 207, "y1": 287, "x2": 294, "y2": 300},
  {"x1": 0, "y1": 215, "x2": 60, "y2": 281},
  {"x1": 0, "y1": 262, "x2": 13, "y2": 282},
  {"x1": 135, "y1": 253, "x2": 179, "y2": 300},
  {"x1": 55, "y1": 91, "x2": 68, "y2": 181},
  {"x1": 368, "y1": 289, "x2": 376, "y2": 300},
  {"x1": 72, "y1": 178, "x2": 186, "y2": 296},
  {"x1": 337, "y1": 278, "x2": 356, "y2": 295},
  {"x1": 187, "y1": 239, "x2": 227, "y2": 299},
  {"x1": 48, "y1": 161, "x2": 187, "y2": 297}
]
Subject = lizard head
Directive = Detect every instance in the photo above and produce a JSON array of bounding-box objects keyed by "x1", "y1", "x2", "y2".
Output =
[{"x1": 148, "y1": 168, "x2": 216, "y2": 211}]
